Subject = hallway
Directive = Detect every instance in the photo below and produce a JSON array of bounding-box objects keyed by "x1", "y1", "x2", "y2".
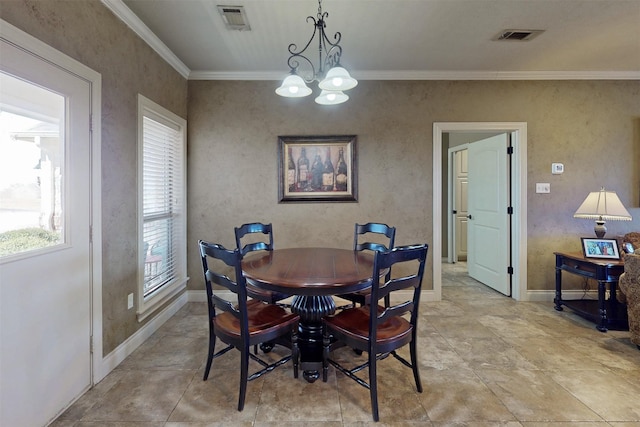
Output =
[{"x1": 51, "y1": 262, "x2": 640, "y2": 426}]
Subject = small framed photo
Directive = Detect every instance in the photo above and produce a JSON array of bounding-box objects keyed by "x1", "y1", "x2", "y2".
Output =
[
  {"x1": 277, "y1": 135, "x2": 357, "y2": 203},
  {"x1": 581, "y1": 238, "x2": 621, "y2": 260},
  {"x1": 623, "y1": 242, "x2": 635, "y2": 254}
]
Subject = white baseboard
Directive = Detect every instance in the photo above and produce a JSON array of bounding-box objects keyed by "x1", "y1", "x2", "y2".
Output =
[
  {"x1": 420, "y1": 289, "x2": 438, "y2": 302},
  {"x1": 188, "y1": 289, "x2": 207, "y2": 302},
  {"x1": 95, "y1": 291, "x2": 188, "y2": 382}
]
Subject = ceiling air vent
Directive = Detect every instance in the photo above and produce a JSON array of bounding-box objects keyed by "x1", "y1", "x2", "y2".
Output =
[
  {"x1": 494, "y1": 29, "x2": 544, "y2": 41},
  {"x1": 217, "y1": 5, "x2": 251, "y2": 31}
]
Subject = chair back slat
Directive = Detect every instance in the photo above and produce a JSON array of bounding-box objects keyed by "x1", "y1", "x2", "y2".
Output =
[
  {"x1": 235, "y1": 222, "x2": 274, "y2": 256},
  {"x1": 212, "y1": 294, "x2": 240, "y2": 317},
  {"x1": 377, "y1": 300, "x2": 413, "y2": 323},
  {"x1": 357, "y1": 242, "x2": 390, "y2": 253},
  {"x1": 378, "y1": 274, "x2": 421, "y2": 297},
  {"x1": 354, "y1": 222, "x2": 396, "y2": 253},
  {"x1": 239, "y1": 241, "x2": 270, "y2": 255},
  {"x1": 205, "y1": 269, "x2": 238, "y2": 294}
]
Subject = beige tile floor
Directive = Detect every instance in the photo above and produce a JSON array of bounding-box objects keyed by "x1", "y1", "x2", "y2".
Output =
[{"x1": 52, "y1": 262, "x2": 640, "y2": 426}]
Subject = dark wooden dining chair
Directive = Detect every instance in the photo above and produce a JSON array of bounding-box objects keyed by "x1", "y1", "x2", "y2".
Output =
[
  {"x1": 322, "y1": 243, "x2": 428, "y2": 422},
  {"x1": 198, "y1": 240, "x2": 299, "y2": 411},
  {"x1": 338, "y1": 222, "x2": 396, "y2": 307},
  {"x1": 234, "y1": 222, "x2": 291, "y2": 306}
]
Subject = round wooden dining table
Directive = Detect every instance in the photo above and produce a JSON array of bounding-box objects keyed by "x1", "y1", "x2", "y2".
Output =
[{"x1": 241, "y1": 247, "x2": 376, "y2": 382}]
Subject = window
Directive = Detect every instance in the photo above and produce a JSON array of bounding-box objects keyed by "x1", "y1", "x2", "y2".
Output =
[
  {"x1": 137, "y1": 94, "x2": 187, "y2": 321},
  {"x1": 0, "y1": 73, "x2": 65, "y2": 259}
]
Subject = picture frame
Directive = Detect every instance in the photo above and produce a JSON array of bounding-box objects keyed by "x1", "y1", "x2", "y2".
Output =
[
  {"x1": 581, "y1": 238, "x2": 621, "y2": 260},
  {"x1": 277, "y1": 135, "x2": 357, "y2": 203}
]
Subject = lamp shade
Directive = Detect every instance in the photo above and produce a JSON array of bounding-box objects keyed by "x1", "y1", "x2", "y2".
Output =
[
  {"x1": 315, "y1": 90, "x2": 348, "y2": 105},
  {"x1": 275, "y1": 74, "x2": 313, "y2": 98},
  {"x1": 573, "y1": 188, "x2": 632, "y2": 221},
  {"x1": 318, "y1": 67, "x2": 358, "y2": 91}
]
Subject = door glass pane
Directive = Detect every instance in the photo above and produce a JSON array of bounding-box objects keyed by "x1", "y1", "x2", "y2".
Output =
[{"x1": 0, "y1": 73, "x2": 65, "y2": 257}]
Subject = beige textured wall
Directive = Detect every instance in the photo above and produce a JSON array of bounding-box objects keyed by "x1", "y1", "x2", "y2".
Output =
[
  {"x1": 188, "y1": 80, "x2": 640, "y2": 294},
  {"x1": 2, "y1": 1, "x2": 639, "y2": 359},
  {"x1": 0, "y1": 0, "x2": 188, "y2": 354}
]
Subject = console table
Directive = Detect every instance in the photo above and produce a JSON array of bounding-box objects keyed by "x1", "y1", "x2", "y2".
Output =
[{"x1": 554, "y1": 251, "x2": 627, "y2": 332}]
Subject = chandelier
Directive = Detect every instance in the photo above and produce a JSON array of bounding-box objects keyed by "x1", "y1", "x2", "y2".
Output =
[{"x1": 275, "y1": 0, "x2": 357, "y2": 105}]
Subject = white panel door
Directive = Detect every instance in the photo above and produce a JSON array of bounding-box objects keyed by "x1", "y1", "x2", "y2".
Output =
[
  {"x1": 0, "y1": 38, "x2": 92, "y2": 426},
  {"x1": 454, "y1": 149, "x2": 468, "y2": 261},
  {"x1": 467, "y1": 134, "x2": 510, "y2": 295}
]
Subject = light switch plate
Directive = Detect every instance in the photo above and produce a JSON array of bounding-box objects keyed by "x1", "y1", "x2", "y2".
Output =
[
  {"x1": 552, "y1": 163, "x2": 564, "y2": 174},
  {"x1": 536, "y1": 183, "x2": 550, "y2": 193}
]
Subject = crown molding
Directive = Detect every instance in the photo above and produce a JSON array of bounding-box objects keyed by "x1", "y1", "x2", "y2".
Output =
[
  {"x1": 493, "y1": 71, "x2": 640, "y2": 80},
  {"x1": 189, "y1": 70, "x2": 640, "y2": 81},
  {"x1": 188, "y1": 71, "x2": 282, "y2": 81},
  {"x1": 101, "y1": 0, "x2": 190, "y2": 79}
]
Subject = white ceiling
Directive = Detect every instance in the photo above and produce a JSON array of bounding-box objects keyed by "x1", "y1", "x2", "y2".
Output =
[{"x1": 104, "y1": 0, "x2": 640, "y2": 80}]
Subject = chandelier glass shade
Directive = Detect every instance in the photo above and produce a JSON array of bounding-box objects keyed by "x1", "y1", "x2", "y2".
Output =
[
  {"x1": 315, "y1": 90, "x2": 348, "y2": 105},
  {"x1": 275, "y1": 74, "x2": 313, "y2": 97},
  {"x1": 318, "y1": 66, "x2": 358, "y2": 91},
  {"x1": 275, "y1": 0, "x2": 357, "y2": 105}
]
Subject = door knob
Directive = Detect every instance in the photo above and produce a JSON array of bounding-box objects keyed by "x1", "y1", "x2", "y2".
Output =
[{"x1": 467, "y1": 214, "x2": 473, "y2": 219}]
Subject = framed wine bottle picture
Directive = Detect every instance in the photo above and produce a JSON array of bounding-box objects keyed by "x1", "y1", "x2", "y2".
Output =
[{"x1": 277, "y1": 135, "x2": 357, "y2": 203}]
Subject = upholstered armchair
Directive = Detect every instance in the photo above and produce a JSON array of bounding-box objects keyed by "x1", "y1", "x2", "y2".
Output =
[
  {"x1": 618, "y1": 233, "x2": 640, "y2": 303},
  {"x1": 619, "y1": 253, "x2": 640, "y2": 349},
  {"x1": 622, "y1": 232, "x2": 640, "y2": 253}
]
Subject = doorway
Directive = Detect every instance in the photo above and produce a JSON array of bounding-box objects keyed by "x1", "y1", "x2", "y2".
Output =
[{"x1": 432, "y1": 123, "x2": 528, "y2": 301}]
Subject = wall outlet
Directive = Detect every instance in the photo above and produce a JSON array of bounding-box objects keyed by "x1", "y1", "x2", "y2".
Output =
[
  {"x1": 536, "y1": 183, "x2": 551, "y2": 193},
  {"x1": 127, "y1": 293, "x2": 134, "y2": 309}
]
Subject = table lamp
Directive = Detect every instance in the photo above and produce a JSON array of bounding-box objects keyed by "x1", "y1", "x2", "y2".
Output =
[{"x1": 573, "y1": 187, "x2": 632, "y2": 238}]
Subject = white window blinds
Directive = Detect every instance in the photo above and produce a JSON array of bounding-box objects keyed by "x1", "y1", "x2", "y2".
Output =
[{"x1": 138, "y1": 95, "x2": 186, "y2": 320}]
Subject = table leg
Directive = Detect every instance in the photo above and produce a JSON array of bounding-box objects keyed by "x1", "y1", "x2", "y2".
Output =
[
  {"x1": 609, "y1": 281, "x2": 621, "y2": 323},
  {"x1": 597, "y1": 280, "x2": 608, "y2": 332},
  {"x1": 554, "y1": 265, "x2": 563, "y2": 311},
  {"x1": 290, "y1": 295, "x2": 336, "y2": 383}
]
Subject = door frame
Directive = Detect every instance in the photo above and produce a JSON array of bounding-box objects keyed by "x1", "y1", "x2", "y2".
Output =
[
  {"x1": 433, "y1": 122, "x2": 527, "y2": 301},
  {"x1": 1, "y1": 18, "x2": 104, "y2": 392}
]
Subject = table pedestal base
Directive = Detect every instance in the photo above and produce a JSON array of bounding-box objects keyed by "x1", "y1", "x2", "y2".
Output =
[{"x1": 291, "y1": 295, "x2": 336, "y2": 383}]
